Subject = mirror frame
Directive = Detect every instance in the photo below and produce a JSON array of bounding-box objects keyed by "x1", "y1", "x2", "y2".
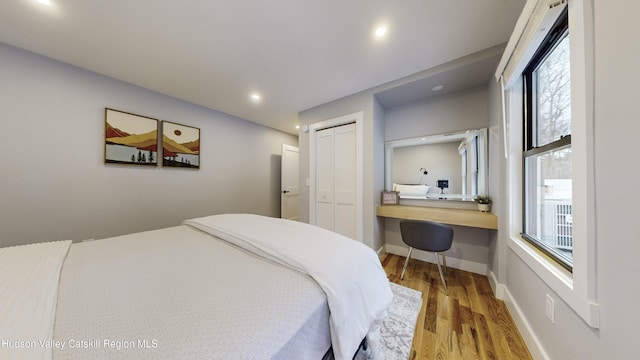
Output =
[{"x1": 384, "y1": 128, "x2": 488, "y2": 200}]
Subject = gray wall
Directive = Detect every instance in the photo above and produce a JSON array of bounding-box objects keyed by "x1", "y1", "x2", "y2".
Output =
[
  {"x1": 384, "y1": 87, "x2": 489, "y2": 140},
  {"x1": 372, "y1": 97, "x2": 387, "y2": 252},
  {"x1": 0, "y1": 43, "x2": 297, "y2": 247},
  {"x1": 591, "y1": 2, "x2": 640, "y2": 355}
]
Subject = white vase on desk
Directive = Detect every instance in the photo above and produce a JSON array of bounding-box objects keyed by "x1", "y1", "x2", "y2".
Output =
[{"x1": 478, "y1": 203, "x2": 491, "y2": 212}]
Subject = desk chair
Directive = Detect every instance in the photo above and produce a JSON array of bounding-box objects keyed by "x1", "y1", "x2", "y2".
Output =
[{"x1": 399, "y1": 219, "x2": 454, "y2": 295}]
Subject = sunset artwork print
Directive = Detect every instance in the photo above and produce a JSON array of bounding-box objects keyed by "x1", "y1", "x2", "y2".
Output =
[
  {"x1": 104, "y1": 108, "x2": 158, "y2": 166},
  {"x1": 162, "y1": 121, "x2": 200, "y2": 169}
]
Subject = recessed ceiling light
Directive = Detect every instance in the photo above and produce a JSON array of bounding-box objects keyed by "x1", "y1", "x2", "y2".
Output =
[
  {"x1": 373, "y1": 23, "x2": 389, "y2": 40},
  {"x1": 432, "y1": 85, "x2": 444, "y2": 92},
  {"x1": 295, "y1": 125, "x2": 300, "y2": 129},
  {"x1": 249, "y1": 93, "x2": 261, "y2": 103},
  {"x1": 37, "y1": 0, "x2": 52, "y2": 5}
]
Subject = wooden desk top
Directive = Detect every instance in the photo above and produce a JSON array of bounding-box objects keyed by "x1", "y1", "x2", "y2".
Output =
[{"x1": 376, "y1": 205, "x2": 498, "y2": 230}]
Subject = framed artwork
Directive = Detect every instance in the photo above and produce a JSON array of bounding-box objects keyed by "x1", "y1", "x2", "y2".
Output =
[
  {"x1": 381, "y1": 191, "x2": 400, "y2": 205},
  {"x1": 104, "y1": 108, "x2": 158, "y2": 166},
  {"x1": 161, "y1": 121, "x2": 200, "y2": 169}
]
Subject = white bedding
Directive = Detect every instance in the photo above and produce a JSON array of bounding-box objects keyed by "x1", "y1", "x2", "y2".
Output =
[
  {"x1": 51, "y1": 225, "x2": 331, "y2": 359},
  {"x1": 0, "y1": 240, "x2": 71, "y2": 360},
  {"x1": 1, "y1": 214, "x2": 392, "y2": 360},
  {"x1": 184, "y1": 214, "x2": 394, "y2": 360}
]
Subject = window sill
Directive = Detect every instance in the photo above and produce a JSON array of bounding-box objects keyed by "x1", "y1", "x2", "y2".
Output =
[
  {"x1": 509, "y1": 234, "x2": 573, "y2": 290},
  {"x1": 509, "y1": 234, "x2": 599, "y2": 328}
]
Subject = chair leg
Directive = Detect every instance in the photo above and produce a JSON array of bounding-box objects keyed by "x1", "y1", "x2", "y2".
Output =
[
  {"x1": 401, "y1": 247, "x2": 413, "y2": 280},
  {"x1": 441, "y1": 253, "x2": 447, "y2": 275},
  {"x1": 434, "y1": 252, "x2": 448, "y2": 296}
]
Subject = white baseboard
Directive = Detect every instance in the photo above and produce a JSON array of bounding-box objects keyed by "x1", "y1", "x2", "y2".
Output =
[
  {"x1": 488, "y1": 271, "x2": 506, "y2": 300},
  {"x1": 385, "y1": 244, "x2": 487, "y2": 275},
  {"x1": 503, "y1": 287, "x2": 549, "y2": 360},
  {"x1": 376, "y1": 246, "x2": 386, "y2": 260}
]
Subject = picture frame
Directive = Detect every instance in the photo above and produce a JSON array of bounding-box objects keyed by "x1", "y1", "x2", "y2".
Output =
[
  {"x1": 381, "y1": 191, "x2": 400, "y2": 205},
  {"x1": 104, "y1": 108, "x2": 158, "y2": 166},
  {"x1": 161, "y1": 121, "x2": 200, "y2": 169}
]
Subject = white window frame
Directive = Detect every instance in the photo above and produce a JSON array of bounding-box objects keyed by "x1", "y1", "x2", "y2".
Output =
[{"x1": 498, "y1": 0, "x2": 598, "y2": 328}]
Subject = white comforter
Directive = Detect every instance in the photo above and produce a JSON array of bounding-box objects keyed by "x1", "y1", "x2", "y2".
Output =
[
  {"x1": 183, "y1": 214, "x2": 394, "y2": 360},
  {"x1": 52, "y1": 225, "x2": 331, "y2": 360},
  {"x1": 0, "y1": 240, "x2": 72, "y2": 360}
]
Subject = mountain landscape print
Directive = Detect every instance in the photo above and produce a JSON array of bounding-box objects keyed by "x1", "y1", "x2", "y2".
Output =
[
  {"x1": 162, "y1": 121, "x2": 200, "y2": 169},
  {"x1": 104, "y1": 108, "x2": 158, "y2": 166}
]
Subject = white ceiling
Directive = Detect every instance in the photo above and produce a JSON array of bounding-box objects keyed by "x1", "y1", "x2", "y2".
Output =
[{"x1": 0, "y1": 0, "x2": 525, "y2": 135}]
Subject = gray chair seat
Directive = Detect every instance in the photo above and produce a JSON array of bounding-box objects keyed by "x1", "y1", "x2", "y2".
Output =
[{"x1": 399, "y1": 219, "x2": 454, "y2": 295}]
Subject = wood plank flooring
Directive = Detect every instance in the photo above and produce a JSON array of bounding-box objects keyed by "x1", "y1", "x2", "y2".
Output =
[{"x1": 381, "y1": 253, "x2": 532, "y2": 360}]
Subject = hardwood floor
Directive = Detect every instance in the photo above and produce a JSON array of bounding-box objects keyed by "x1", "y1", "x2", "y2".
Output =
[{"x1": 381, "y1": 253, "x2": 532, "y2": 360}]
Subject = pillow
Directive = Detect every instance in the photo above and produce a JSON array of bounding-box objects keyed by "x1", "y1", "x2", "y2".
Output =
[{"x1": 393, "y1": 183, "x2": 429, "y2": 197}]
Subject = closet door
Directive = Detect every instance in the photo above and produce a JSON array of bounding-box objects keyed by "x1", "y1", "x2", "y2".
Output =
[
  {"x1": 333, "y1": 124, "x2": 356, "y2": 239},
  {"x1": 314, "y1": 123, "x2": 356, "y2": 239},
  {"x1": 315, "y1": 128, "x2": 335, "y2": 232}
]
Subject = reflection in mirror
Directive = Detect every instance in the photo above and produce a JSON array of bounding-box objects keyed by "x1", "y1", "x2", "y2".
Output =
[{"x1": 384, "y1": 128, "x2": 487, "y2": 201}]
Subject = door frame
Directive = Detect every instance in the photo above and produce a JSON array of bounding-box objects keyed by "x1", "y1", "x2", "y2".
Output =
[{"x1": 308, "y1": 111, "x2": 364, "y2": 242}]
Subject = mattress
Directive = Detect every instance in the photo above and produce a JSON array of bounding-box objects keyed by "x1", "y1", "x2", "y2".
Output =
[{"x1": 52, "y1": 225, "x2": 331, "y2": 359}]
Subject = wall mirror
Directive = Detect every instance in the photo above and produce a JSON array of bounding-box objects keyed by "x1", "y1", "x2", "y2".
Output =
[{"x1": 384, "y1": 128, "x2": 488, "y2": 201}]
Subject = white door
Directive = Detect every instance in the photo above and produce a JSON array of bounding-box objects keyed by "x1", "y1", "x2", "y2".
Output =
[
  {"x1": 333, "y1": 124, "x2": 356, "y2": 239},
  {"x1": 316, "y1": 129, "x2": 335, "y2": 230},
  {"x1": 281, "y1": 144, "x2": 299, "y2": 220},
  {"x1": 315, "y1": 123, "x2": 356, "y2": 239}
]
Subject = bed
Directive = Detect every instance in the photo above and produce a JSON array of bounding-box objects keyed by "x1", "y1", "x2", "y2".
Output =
[{"x1": 0, "y1": 214, "x2": 393, "y2": 360}]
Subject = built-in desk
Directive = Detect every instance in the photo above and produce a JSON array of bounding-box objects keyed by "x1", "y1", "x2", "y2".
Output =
[{"x1": 376, "y1": 205, "x2": 498, "y2": 230}]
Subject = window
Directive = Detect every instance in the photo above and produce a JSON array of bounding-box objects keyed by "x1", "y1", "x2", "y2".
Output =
[
  {"x1": 522, "y1": 10, "x2": 572, "y2": 270},
  {"x1": 459, "y1": 134, "x2": 479, "y2": 197},
  {"x1": 498, "y1": 0, "x2": 597, "y2": 328}
]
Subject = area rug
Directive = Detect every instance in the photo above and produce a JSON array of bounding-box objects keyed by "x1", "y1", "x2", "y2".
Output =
[
  {"x1": 326, "y1": 282, "x2": 422, "y2": 360},
  {"x1": 379, "y1": 282, "x2": 422, "y2": 360}
]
